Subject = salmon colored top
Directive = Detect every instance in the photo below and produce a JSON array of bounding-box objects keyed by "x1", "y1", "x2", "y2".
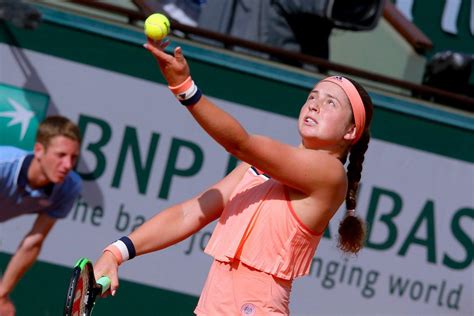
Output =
[{"x1": 204, "y1": 167, "x2": 323, "y2": 280}]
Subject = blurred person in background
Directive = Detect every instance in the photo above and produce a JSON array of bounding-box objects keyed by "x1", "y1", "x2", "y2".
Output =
[
  {"x1": 152, "y1": 0, "x2": 206, "y2": 26},
  {"x1": 197, "y1": 0, "x2": 332, "y2": 64},
  {"x1": 196, "y1": 0, "x2": 384, "y2": 69},
  {"x1": 0, "y1": 116, "x2": 82, "y2": 316}
]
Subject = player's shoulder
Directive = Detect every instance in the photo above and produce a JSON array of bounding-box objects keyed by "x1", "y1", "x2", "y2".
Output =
[
  {"x1": 308, "y1": 150, "x2": 347, "y2": 186},
  {"x1": 55, "y1": 171, "x2": 83, "y2": 199},
  {"x1": 67, "y1": 170, "x2": 82, "y2": 184},
  {"x1": 0, "y1": 147, "x2": 29, "y2": 181},
  {"x1": 65, "y1": 171, "x2": 83, "y2": 191},
  {"x1": 0, "y1": 146, "x2": 28, "y2": 163}
]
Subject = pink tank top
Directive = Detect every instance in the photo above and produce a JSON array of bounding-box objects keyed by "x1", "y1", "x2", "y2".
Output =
[{"x1": 205, "y1": 167, "x2": 323, "y2": 280}]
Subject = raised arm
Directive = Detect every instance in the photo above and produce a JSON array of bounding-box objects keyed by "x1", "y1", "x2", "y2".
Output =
[{"x1": 144, "y1": 44, "x2": 346, "y2": 196}]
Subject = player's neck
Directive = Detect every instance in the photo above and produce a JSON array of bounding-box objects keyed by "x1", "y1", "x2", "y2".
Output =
[
  {"x1": 299, "y1": 141, "x2": 348, "y2": 160},
  {"x1": 27, "y1": 158, "x2": 51, "y2": 188}
]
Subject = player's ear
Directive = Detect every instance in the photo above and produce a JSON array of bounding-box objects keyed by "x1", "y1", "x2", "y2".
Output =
[
  {"x1": 344, "y1": 124, "x2": 357, "y2": 142},
  {"x1": 34, "y1": 142, "x2": 46, "y2": 158}
]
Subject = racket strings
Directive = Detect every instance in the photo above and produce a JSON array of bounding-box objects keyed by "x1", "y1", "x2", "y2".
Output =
[
  {"x1": 65, "y1": 259, "x2": 107, "y2": 316},
  {"x1": 75, "y1": 268, "x2": 91, "y2": 315},
  {"x1": 83, "y1": 273, "x2": 91, "y2": 308}
]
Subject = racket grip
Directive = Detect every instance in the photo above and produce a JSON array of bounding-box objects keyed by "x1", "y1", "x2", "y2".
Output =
[{"x1": 97, "y1": 276, "x2": 111, "y2": 295}]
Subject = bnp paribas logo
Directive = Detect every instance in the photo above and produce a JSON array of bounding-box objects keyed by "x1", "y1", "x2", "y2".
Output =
[{"x1": 0, "y1": 83, "x2": 49, "y2": 150}]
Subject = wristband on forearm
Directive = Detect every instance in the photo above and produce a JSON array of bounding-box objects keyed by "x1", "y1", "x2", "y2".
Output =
[
  {"x1": 168, "y1": 76, "x2": 202, "y2": 106},
  {"x1": 103, "y1": 236, "x2": 136, "y2": 265}
]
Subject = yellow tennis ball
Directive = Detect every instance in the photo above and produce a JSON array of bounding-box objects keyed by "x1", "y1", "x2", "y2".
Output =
[{"x1": 144, "y1": 13, "x2": 170, "y2": 41}]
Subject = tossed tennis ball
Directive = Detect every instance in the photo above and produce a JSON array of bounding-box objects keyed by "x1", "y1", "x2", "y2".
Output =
[{"x1": 144, "y1": 13, "x2": 170, "y2": 41}]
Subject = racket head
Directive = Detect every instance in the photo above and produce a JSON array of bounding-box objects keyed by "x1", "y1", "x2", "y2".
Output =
[{"x1": 63, "y1": 258, "x2": 96, "y2": 316}]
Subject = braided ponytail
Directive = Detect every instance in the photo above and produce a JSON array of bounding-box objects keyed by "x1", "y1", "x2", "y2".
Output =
[{"x1": 337, "y1": 78, "x2": 373, "y2": 255}]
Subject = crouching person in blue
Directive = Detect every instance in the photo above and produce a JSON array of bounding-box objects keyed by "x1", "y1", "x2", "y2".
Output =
[{"x1": 0, "y1": 115, "x2": 82, "y2": 315}]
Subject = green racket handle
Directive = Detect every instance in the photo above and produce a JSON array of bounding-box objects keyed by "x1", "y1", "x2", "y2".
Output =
[{"x1": 97, "y1": 276, "x2": 111, "y2": 295}]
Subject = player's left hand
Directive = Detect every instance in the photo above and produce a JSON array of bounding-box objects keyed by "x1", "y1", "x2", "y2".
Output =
[{"x1": 144, "y1": 42, "x2": 190, "y2": 87}]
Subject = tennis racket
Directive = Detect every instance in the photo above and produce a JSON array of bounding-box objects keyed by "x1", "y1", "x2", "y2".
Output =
[{"x1": 63, "y1": 257, "x2": 111, "y2": 316}]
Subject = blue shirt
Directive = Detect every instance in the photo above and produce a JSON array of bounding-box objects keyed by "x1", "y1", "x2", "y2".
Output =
[{"x1": 0, "y1": 146, "x2": 82, "y2": 222}]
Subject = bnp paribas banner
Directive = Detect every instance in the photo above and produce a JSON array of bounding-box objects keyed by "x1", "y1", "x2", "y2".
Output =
[{"x1": 0, "y1": 43, "x2": 472, "y2": 316}]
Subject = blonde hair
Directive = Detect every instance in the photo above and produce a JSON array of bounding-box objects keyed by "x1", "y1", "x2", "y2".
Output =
[{"x1": 36, "y1": 115, "x2": 81, "y2": 147}]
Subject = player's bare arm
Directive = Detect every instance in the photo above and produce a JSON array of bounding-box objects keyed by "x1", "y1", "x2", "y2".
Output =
[
  {"x1": 0, "y1": 214, "x2": 56, "y2": 298},
  {"x1": 94, "y1": 162, "x2": 249, "y2": 294}
]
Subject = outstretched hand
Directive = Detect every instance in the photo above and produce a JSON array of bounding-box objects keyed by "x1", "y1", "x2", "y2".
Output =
[{"x1": 144, "y1": 40, "x2": 190, "y2": 87}]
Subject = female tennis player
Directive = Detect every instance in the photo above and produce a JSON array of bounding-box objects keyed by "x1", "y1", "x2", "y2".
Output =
[{"x1": 94, "y1": 41, "x2": 373, "y2": 315}]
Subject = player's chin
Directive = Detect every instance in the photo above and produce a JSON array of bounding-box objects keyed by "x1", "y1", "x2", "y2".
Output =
[
  {"x1": 299, "y1": 126, "x2": 318, "y2": 139},
  {"x1": 52, "y1": 174, "x2": 67, "y2": 183}
]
